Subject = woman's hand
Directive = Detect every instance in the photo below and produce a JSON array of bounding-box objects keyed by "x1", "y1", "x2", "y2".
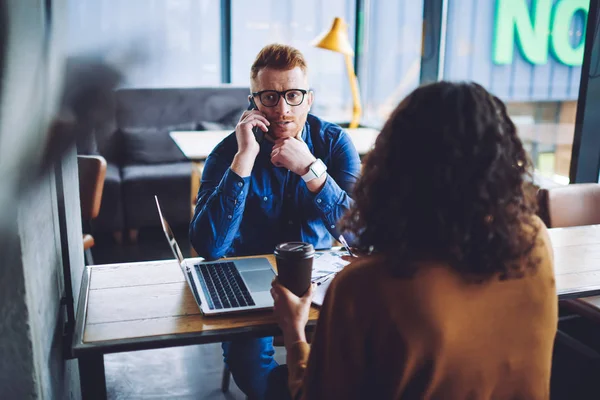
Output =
[{"x1": 270, "y1": 279, "x2": 315, "y2": 347}]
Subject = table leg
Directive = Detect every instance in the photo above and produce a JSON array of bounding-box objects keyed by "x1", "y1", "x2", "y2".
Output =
[
  {"x1": 79, "y1": 354, "x2": 107, "y2": 400},
  {"x1": 190, "y1": 162, "x2": 204, "y2": 257}
]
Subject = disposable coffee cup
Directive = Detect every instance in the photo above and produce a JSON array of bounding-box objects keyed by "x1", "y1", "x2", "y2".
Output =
[{"x1": 274, "y1": 242, "x2": 315, "y2": 297}]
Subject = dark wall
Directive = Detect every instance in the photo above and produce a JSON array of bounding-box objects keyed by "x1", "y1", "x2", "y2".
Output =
[{"x1": 0, "y1": 0, "x2": 82, "y2": 398}]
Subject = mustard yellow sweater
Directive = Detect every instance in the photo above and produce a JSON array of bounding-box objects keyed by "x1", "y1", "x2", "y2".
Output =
[{"x1": 288, "y1": 218, "x2": 557, "y2": 399}]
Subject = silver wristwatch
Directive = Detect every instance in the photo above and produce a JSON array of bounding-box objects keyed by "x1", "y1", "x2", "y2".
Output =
[{"x1": 301, "y1": 158, "x2": 327, "y2": 182}]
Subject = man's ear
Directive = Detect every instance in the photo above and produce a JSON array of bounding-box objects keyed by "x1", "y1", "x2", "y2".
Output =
[{"x1": 307, "y1": 90, "x2": 314, "y2": 108}]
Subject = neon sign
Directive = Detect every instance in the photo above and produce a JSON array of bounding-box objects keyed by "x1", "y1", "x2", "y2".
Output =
[{"x1": 493, "y1": 0, "x2": 588, "y2": 66}]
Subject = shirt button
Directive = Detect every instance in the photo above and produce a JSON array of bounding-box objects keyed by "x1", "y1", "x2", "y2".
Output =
[
  {"x1": 237, "y1": 182, "x2": 243, "y2": 187},
  {"x1": 228, "y1": 215, "x2": 232, "y2": 219},
  {"x1": 330, "y1": 224, "x2": 335, "y2": 229},
  {"x1": 316, "y1": 199, "x2": 322, "y2": 203},
  {"x1": 263, "y1": 196, "x2": 268, "y2": 201},
  {"x1": 288, "y1": 220, "x2": 293, "y2": 225}
]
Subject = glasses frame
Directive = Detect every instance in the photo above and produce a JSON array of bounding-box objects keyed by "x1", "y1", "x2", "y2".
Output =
[{"x1": 251, "y1": 89, "x2": 308, "y2": 107}]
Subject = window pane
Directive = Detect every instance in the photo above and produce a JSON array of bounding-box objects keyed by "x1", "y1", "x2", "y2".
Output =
[
  {"x1": 232, "y1": 0, "x2": 356, "y2": 119},
  {"x1": 67, "y1": 0, "x2": 221, "y2": 87},
  {"x1": 441, "y1": 0, "x2": 585, "y2": 184},
  {"x1": 360, "y1": 0, "x2": 424, "y2": 127}
]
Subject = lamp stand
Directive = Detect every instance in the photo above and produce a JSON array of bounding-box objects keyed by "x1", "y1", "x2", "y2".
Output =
[{"x1": 344, "y1": 54, "x2": 362, "y2": 129}]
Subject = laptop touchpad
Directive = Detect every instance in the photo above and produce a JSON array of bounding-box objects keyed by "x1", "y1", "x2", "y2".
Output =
[{"x1": 241, "y1": 269, "x2": 274, "y2": 293}]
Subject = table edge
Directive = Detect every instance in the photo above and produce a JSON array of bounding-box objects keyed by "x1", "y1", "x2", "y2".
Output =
[{"x1": 72, "y1": 318, "x2": 317, "y2": 356}]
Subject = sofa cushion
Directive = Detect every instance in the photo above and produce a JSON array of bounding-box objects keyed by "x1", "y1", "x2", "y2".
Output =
[
  {"x1": 121, "y1": 162, "x2": 192, "y2": 229},
  {"x1": 104, "y1": 161, "x2": 122, "y2": 185},
  {"x1": 121, "y1": 122, "x2": 196, "y2": 165},
  {"x1": 96, "y1": 121, "x2": 124, "y2": 165}
]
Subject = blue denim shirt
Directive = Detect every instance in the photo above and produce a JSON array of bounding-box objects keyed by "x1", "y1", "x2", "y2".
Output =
[{"x1": 189, "y1": 114, "x2": 361, "y2": 260}]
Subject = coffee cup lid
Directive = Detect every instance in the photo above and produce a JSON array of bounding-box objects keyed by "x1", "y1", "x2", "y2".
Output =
[{"x1": 274, "y1": 242, "x2": 315, "y2": 258}]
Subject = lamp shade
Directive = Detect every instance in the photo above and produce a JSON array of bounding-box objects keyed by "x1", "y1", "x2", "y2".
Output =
[{"x1": 311, "y1": 17, "x2": 354, "y2": 56}]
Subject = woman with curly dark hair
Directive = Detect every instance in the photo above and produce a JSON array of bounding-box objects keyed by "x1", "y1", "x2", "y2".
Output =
[{"x1": 270, "y1": 82, "x2": 557, "y2": 399}]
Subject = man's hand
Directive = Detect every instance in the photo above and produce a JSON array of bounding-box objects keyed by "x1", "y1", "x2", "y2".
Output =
[
  {"x1": 231, "y1": 110, "x2": 270, "y2": 177},
  {"x1": 271, "y1": 278, "x2": 314, "y2": 348},
  {"x1": 270, "y1": 137, "x2": 316, "y2": 176}
]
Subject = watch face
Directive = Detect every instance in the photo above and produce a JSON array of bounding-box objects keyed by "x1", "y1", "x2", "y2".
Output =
[{"x1": 311, "y1": 159, "x2": 327, "y2": 177}]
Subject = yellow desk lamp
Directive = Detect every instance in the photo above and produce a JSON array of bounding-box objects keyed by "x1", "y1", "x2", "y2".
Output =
[{"x1": 312, "y1": 17, "x2": 362, "y2": 128}]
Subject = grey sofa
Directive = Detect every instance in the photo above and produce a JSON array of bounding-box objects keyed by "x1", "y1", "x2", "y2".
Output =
[{"x1": 84, "y1": 86, "x2": 250, "y2": 240}]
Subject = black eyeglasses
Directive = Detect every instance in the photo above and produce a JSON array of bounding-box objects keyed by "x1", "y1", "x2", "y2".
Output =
[{"x1": 252, "y1": 89, "x2": 308, "y2": 107}]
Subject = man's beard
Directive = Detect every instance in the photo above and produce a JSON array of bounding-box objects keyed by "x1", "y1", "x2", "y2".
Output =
[{"x1": 268, "y1": 116, "x2": 299, "y2": 138}]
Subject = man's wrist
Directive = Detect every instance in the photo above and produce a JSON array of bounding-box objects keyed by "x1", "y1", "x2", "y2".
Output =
[
  {"x1": 305, "y1": 173, "x2": 327, "y2": 193},
  {"x1": 231, "y1": 151, "x2": 257, "y2": 177},
  {"x1": 300, "y1": 156, "x2": 317, "y2": 176}
]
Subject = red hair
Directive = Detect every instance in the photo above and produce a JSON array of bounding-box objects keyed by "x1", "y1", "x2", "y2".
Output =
[{"x1": 250, "y1": 44, "x2": 308, "y2": 84}]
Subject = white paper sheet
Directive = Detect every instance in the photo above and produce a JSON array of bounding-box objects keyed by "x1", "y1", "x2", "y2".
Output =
[
  {"x1": 311, "y1": 251, "x2": 350, "y2": 306},
  {"x1": 312, "y1": 276, "x2": 333, "y2": 306},
  {"x1": 311, "y1": 252, "x2": 350, "y2": 279}
]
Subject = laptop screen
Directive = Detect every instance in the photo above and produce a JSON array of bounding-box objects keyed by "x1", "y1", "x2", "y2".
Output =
[{"x1": 155, "y1": 196, "x2": 185, "y2": 264}]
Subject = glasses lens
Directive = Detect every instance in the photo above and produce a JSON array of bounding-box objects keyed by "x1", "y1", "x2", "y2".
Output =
[
  {"x1": 260, "y1": 91, "x2": 279, "y2": 107},
  {"x1": 285, "y1": 90, "x2": 304, "y2": 106}
]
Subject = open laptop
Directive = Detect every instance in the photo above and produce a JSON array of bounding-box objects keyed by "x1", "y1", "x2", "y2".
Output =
[{"x1": 155, "y1": 196, "x2": 275, "y2": 316}]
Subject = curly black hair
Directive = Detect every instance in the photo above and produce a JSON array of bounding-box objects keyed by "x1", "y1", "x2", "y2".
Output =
[{"x1": 341, "y1": 82, "x2": 539, "y2": 281}]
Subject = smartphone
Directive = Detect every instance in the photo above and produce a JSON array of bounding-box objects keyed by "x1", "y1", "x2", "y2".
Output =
[{"x1": 247, "y1": 97, "x2": 265, "y2": 143}]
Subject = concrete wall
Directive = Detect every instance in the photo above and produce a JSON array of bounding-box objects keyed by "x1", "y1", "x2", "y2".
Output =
[{"x1": 0, "y1": 0, "x2": 83, "y2": 398}]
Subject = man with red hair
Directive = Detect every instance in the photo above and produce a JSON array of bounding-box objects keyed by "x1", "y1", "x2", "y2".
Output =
[{"x1": 190, "y1": 43, "x2": 361, "y2": 399}]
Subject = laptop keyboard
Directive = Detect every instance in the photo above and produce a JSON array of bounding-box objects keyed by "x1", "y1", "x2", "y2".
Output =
[{"x1": 195, "y1": 262, "x2": 256, "y2": 310}]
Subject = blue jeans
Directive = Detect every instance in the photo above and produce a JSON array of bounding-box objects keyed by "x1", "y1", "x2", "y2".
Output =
[{"x1": 222, "y1": 337, "x2": 278, "y2": 399}]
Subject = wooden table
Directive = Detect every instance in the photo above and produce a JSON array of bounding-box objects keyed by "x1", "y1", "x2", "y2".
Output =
[
  {"x1": 550, "y1": 225, "x2": 600, "y2": 331},
  {"x1": 72, "y1": 255, "x2": 318, "y2": 399},
  {"x1": 72, "y1": 224, "x2": 600, "y2": 398},
  {"x1": 549, "y1": 224, "x2": 600, "y2": 298}
]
